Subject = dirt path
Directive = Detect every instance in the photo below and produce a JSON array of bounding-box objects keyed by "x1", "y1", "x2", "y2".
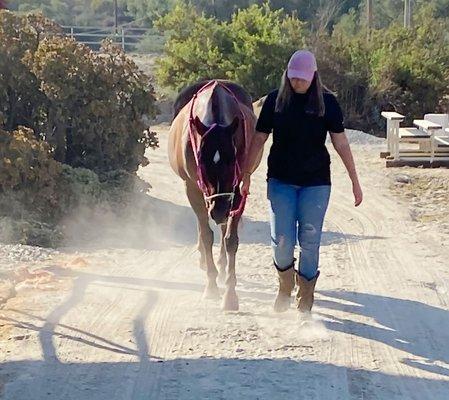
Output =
[{"x1": 1, "y1": 125, "x2": 448, "y2": 399}]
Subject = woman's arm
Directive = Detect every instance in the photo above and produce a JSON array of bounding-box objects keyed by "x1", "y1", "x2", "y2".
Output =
[
  {"x1": 330, "y1": 131, "x2": 363, "y2": 207},
  {"x1": 240, "y1": 131, "x2": 269, "y2": 196}
]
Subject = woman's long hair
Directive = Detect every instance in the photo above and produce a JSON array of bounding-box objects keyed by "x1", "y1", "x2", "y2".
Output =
[{"x1": 275, "y1": 70, "x2": 330, "y2": 117}]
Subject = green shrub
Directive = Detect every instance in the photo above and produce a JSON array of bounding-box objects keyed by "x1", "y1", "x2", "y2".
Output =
[
  {"x1": 155, "y1": 2, "x2": 448, "y2": 134},
  {"x1": 0, "y1": 10, "x2": 160, "y2": 246},
  {"x1": 155, "y1": 3, "x2": 307, "y2": 98},
  {"x1": 323, "y1": 4, "x2": 449, "y2": 133},
  {"x1": 0, "y1": 127, "x2": 150, "y2": 246},
  {"x1": 1, "y1": 10, "x2": 159, "y2": 174},
  {"x1": 0, "y1": 126, "x2": 61, "y2": 214},
  {"x1": 28, "y1": 36, "x2": 159, "y2": 173},
  {"x1": 0, "y1": 12, "x2": 50, "y2": 133}
]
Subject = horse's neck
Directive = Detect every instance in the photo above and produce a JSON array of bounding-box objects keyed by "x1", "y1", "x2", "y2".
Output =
[
  {"x1": 197, "y1": 84, "x2": 236, "y2": 126},
  {"x1": 238, "y1": 106, "x2": 254, "y2": 156}
]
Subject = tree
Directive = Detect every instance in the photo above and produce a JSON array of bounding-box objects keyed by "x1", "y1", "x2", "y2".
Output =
[
  {"x1": 155, "y1": 3, "x2": 230, "y2": 89},
  {"x1": 350, "y1": 0, "x2": 449, "y2": 29},
  {"x1": 155, "y1": 3, "x2": 307, "y2": 97},
  {"x1": 320, "y1": 3, "x2": 449, "y2": 132},
  {"x1": 125, "y1": 0, "x2": 176, "y2": 23},
  {"x1": 225, "y1": 4, "x2": 307, "y2": 95}
]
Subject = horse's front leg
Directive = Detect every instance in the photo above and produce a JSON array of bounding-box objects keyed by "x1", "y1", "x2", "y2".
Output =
[
  {"x1": 185, "y1": 182, "x2": 220, "y2": 300},
  {"x1": 197, "y1": 223, "x2": 207, "y2": 271},
  {"x1": 222, "y1": 215, "x2": 240, "y2": 311},
  {"x1": 217, "y1": 224, "x2": 227, "y2": 284}
]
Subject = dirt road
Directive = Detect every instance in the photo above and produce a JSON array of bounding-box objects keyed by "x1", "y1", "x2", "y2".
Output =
[{"x1": 1, "y1": 125, "x2": 448, "y2": 399}]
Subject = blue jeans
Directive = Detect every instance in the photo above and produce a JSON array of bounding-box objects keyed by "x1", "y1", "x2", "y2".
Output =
[{"x1": 267, "y1": 178, "x2": 331, "y2": 280}]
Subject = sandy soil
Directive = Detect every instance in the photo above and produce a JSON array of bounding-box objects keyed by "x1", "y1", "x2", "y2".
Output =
[{"x1": 0, "y1": 124, "x2": 448, "y2": 399}]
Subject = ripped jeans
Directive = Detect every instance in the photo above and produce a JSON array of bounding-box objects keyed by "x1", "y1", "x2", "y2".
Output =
[{"x1": 267, "y1": 178, "x2": 331, "y2": 280}]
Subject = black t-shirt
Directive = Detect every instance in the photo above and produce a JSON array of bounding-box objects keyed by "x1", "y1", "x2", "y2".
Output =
[{"x1": 256, "y1": 89, "x2": 345, "y2": 186}]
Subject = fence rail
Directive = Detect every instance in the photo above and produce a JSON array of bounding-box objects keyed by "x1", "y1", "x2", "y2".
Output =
[{"x1": 61, "y1": 25, "x2": 153, "y2": 52}]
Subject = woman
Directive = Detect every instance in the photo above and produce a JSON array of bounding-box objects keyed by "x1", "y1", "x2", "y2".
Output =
[{"x1": 241, "y1": 50, "x2": 363, "y2": 314}]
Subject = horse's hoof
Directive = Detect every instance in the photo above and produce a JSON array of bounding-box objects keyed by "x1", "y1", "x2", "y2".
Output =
[
  {"x1": 222, "y1": 292, "x2": 239, "y2": 311},
  {"x1": 202, "y1": 284, "x2": 220, "y2": 300}
]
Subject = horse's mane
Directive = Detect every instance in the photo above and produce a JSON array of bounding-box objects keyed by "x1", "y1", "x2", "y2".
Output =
[{"x1": 173, "y1": 80, "x2": 253, "y2": 120}]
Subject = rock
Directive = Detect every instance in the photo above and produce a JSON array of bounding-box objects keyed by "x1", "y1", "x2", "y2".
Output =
[
  {"x1": 394, "y1": 174, "x2": 412, "y2": 184},
  {"x1": 12, "y1": 334, "x2": 31, "y2": 341}
]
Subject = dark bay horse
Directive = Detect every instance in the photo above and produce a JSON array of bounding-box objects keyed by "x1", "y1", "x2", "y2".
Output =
[{"x1": 168, "y1": 80, "x2": 262, "y2": 311}]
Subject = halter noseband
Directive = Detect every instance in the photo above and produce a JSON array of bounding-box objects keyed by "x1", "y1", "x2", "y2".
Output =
[{"x1": 204, "y1": 192, "x2": 235, "y2": 203}]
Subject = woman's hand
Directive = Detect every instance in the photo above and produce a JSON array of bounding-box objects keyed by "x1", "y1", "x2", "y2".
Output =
[
  {"x1": 353, "y1": 181, "x2": 363, "y2": 207},
  {"x1": 240, "y1": 173, "x2": 251, "y2": 196}
]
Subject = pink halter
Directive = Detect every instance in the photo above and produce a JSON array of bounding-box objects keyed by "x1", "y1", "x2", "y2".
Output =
[{"x1": 188, "y1": 81, "x2": 248, "y2": 218}]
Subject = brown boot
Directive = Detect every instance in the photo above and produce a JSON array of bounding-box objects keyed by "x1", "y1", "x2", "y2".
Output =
[
  {"x1": 295, "y1": 271, "x2": 320, "y2": 313},
  {"x1": 273, "y1": 264, "x2": 295, "y2": 313}
]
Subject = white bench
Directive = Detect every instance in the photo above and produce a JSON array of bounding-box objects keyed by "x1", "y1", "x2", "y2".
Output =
[
  {"x1": 424, "y1": 114, "x2": 449, "y2": 152},
  {"x1": 435, "y1": 136, "x2": 449, "y2": 147},
  {"x1": 381, "y1": 111, "x2": 405, "y2": 159},
  {"x1": 380, "y1": 112, "x2": 432, "y2": 160},
  {"x1": 398, "y1": 127, "x2": 430, "y2": 140},
  {"x1": 381, "y1": 112, "x2": 449, "y2": 165},
  {"x1": 413, "y1": 119, "x2": 449, "y2": 161},
  {"x1": 424, "y1": 113, "x2": 449, "y2": 131},
  {"x1": 414, "y1": 119, "x2": 442, "y2": 131}
]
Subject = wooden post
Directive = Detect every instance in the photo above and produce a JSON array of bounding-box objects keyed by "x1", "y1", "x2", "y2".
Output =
[
  {"x1": 404, "y1": 0, "x2": 411, "y2": 28},
  {"x1": 367, "y1": 0, "x2": 373, "y2": 38},
  {"x1": 114, "y1": 0, "x2": 118, "y2": 33},
  {"x1": 121, "y1": 28, "x2": 125, "y2": 51}
]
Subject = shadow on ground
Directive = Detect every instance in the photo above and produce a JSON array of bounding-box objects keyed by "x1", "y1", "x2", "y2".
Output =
[
  {"x1": 1, "y1": 356, "x2": 448, "y2": 399},
  {"x1": 317, "y1": 290, "x2": 449, "y2": 378}
]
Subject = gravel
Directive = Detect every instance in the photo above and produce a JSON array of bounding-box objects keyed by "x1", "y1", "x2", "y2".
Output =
[
  {"x1": 0, "y1": 244, "x2": 59, "y2": 275},
  {"x1": 344, "y1": 129, "x2": 385, "y2": 146}
]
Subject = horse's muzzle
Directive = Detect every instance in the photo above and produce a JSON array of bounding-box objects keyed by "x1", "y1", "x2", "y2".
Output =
[{"x1": 207, "y1": 195, "x2": 233, "y2": 225}]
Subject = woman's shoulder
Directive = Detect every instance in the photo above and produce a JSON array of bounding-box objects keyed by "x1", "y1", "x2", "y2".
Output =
[
  {"x1": 265, "y1": 89, "x2": 279, "y2": 103},
  {"x1": 256, "y1": 89, "x2": 278, "y2": 110},
  {"x1": 322, "y1": 90, "x2": 339, "y2": 103},
  {"x1": 322, "y1": 90, "x2": 343, "y2": 113}
]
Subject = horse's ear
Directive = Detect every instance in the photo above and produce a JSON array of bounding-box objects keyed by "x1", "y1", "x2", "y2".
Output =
[{"x1": 193, "y1": 116, "x2": 209, "y2": 136}]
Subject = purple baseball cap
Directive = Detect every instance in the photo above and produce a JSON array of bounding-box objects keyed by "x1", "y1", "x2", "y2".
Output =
[{"x1": 287, "y1": 50, "x2": 317, "y2": 82}]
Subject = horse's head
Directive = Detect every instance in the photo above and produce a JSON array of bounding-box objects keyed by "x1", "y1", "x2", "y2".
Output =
[{"x1": 194, "y1": 115, "x2": 240, "y2": 225}]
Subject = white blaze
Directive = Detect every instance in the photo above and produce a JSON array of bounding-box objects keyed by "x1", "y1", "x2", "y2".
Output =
[{"x1": 213, "y1": 150, "x2": 220, "y2": 164}]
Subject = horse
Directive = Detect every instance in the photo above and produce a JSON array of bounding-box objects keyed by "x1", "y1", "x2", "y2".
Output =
[{"x1": 168, "y1": 79, "x2": 262, "y2": 311}]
